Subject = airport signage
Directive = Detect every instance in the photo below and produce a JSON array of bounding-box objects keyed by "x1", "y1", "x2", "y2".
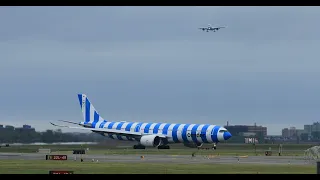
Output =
[
  {"x1": 49, "y1": 171, "x2": 73, "y2": 174},
  {"x1": 46, "y1": 155, "x2": 68, "y2": 160}
]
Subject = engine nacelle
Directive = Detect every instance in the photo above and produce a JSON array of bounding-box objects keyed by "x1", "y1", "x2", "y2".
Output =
[
  {"x1": 183, "y1": 142, "x2": 203, "y2": 148},
  {"x1": 140, "y1": 135, "x2": 162, "y2": 147}
]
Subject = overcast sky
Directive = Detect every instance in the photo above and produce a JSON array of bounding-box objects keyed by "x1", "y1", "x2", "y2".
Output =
[{"x1": 0, "y1": 6, "x2": 320, "y2": 135}]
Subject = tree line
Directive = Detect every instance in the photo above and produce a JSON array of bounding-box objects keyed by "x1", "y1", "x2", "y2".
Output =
[{"x1": 0, "y1": 128, "x2": 105, "y2": 143}]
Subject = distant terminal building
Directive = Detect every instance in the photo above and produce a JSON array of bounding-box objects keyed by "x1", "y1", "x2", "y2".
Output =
[
  {"x1": 5, "y1": 125, "x2": 15, "y2": 130},
  {"x1": 281, "y1": 122, "x2": 320, "y2": 141},
  {"x1": 23, "y1": 125, "x2": 32, "y2": 129},
  {"x1": 0, "y1": 124, "x2": 35, "y2": 132},
  {"x1": 15, "y1": 124, "x2": 35, "y2": 132},
  {"x1": 304, "y1": 122, "x2": 320, "y2": 135},
  {"x1": 281, "y1": 127, "x2": 297, "y2": 138},
  {"x1": 224, "y1": 123, "x2": 267, "y2": 137}
]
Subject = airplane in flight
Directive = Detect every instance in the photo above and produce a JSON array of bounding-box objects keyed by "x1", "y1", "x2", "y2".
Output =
[
  {"x1": 50, "y1": 94, "x2": 232, "y2": 150},
  {"x1": 199, "y1": 24, "x2": 226, "y2": 32}
]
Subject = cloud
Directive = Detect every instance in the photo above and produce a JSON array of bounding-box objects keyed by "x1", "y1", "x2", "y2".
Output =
[{"x1": 1, "y1": 6, "x2": 320, "y2": 135}]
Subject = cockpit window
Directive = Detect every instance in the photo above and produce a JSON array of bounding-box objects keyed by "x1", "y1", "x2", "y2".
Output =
[{"x1": 219, "y1": 129, "x2": 228, "y2": 133}]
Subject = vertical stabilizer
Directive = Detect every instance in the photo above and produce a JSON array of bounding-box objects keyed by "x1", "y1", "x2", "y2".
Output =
[{"x1": 77, "y1": 94, "x2": 105, "y2": 127}]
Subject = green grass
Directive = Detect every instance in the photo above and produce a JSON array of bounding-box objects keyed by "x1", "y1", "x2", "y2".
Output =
[
  {"x1": 0, "y1": 143, "x2": 311, "y2": 156},
  {"x1": 0, "y1": 159, "x2": 316, "y2": 174}
]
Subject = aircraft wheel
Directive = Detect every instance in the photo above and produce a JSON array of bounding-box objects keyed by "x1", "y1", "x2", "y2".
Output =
[{"x1": 212, "y1": 143, "x2": 217, "y2": 150}]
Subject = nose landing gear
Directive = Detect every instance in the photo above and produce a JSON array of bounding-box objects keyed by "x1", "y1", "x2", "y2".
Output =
[{"x1": 212, "y1": 143, "x2": 217, "y2": 150}]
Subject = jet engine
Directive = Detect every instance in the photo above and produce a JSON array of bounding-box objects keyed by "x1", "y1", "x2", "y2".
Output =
[
  {"x1": 139, "y1": 135, "x2": 162, "y2": 147},
  {"x1": 183, "y1": 142, "x2": 203, "y2": 148}
]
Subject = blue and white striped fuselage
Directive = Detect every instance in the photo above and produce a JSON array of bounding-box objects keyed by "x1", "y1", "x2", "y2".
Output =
[
  {"x1": 73, "y1": 94, "x2": 232, "y2": 147},
  {"x1": 87, "y1": 120, "x2": 226, "y2": 144}
]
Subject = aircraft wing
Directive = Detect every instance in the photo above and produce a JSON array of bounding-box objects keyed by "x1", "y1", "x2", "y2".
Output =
[{"x1": 50, "y1": 122, "x2": 167, "y2": 138}]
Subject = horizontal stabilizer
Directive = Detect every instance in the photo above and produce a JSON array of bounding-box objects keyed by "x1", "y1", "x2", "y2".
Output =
[{"x1": 58, "y1": 120, "x2": 80, "y2": 125}]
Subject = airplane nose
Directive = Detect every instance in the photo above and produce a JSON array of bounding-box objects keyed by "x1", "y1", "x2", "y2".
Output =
[{"x1": 223, "y1": 132, "x2": 232, "y2": 140}]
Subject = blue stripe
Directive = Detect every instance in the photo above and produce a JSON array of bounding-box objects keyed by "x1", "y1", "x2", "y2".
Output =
[
  {"x1": 191, "y1": 124, "x2": 200, "y2": 143},
  {"x1": 144, "y1": 123, "x2": 153, "y2": 133},
  {"x1": 92, "y1": 111, "x2": 100, "y2": 128},
  {"x1": 211, "y1": 126, "x2": 220, "y2": 142},
  {"x1": 85, "y1": 98, "x2": 90, "y2": 123},
  {"x1": 181, "y1": 124, "x2": 191, "y2": 143},
  {"x1": 153, "y1": 123, "x2": 162, "y2": 134},
  {"x1": 135, "y1": 122, "x2": 143, "y2": 132},
  {"x1": 117, "y1": 135, "x2": 123, "y2": 140},
  {"x1": 125, "y1": 122, "x2": 134, "y2": 131},
  {"x1": 99, "y1": 120, "x2": 107, "y2": 128},
  {"x1": 108, "y1": 134, "x2": 114, "y2": 139},
  {"x1": 200, "y1": 124, "x2": 210, "y2": 143},
  {"x1": 108, "y1": 122, "x2": 115, "y2": 129},
  {"x1": 78, "y1": 94, "x2": 82, "y2": 108},
  {"x1": 172, "y1": 124, "x2": 181, "y2": 143},
  {"x1": 116, "y1": 122, "x2": 125, "y2": 130},
  {"x1": 162, "y1": 124, "x2": 171, "y2": 135}
]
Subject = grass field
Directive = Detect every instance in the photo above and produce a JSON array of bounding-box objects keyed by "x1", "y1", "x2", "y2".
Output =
[
  {"x1": 0, "y1": 143, "x2": 315, "y2": 156},
  {"x1": 0, "y1": 159, "x2": 316, "y2": 174}
]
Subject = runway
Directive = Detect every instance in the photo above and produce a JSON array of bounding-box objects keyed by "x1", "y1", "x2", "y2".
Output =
[{"x1": 0, "y1": 152, "x2": 314, "y2": 165}]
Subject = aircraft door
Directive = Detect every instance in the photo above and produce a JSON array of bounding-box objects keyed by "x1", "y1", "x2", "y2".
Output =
[{"x1": 187, "y1": 130, "x2": 191, "y2": 138}]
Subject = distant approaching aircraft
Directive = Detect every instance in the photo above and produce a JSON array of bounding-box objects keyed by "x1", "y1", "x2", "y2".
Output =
[
  {"x1": 50, "y1": 94, "x2": 232, "y2": 150},
  {"x1": 199, "y1": 24, "x2": 226, "y2": 32}
]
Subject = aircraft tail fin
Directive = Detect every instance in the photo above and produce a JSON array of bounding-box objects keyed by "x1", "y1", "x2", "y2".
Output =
[{"x1": 77, "y1": 94, "x2": 105, "y2": 125}]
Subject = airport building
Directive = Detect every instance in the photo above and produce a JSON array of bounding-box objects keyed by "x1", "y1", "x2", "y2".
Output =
[
  {"x1": 224, "y1": 123, "x2": 267, "y2": 137},
  {"x1": 282, "y1": 122, "x2": 320, "y2": 140},
  {"x1": 281, "y1": 127, "x2": 297, "y2": 138},
  {"x1": 23, "y1": 125, "x2": 32, "y2": 129},
  {"x1": 304, "y1": 122, "x2": 320, "y2": 135},
  {"x1": 302, "y1": 122, "x2": 320, "y2": 140},
  {"x1": 15, "y1": 124, "x2": 35, "y2": 132},
  {"x1": 5, "y1": 125, "x2": 15, "y2": 130},
  {"x1": 0, "y1": 124, "x2": 35, "y2": 132}
]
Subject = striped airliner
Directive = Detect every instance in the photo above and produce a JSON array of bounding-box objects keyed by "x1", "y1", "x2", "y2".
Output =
[{"x1": 50, "y1": 94, "x2": 232, "y2": 149}]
